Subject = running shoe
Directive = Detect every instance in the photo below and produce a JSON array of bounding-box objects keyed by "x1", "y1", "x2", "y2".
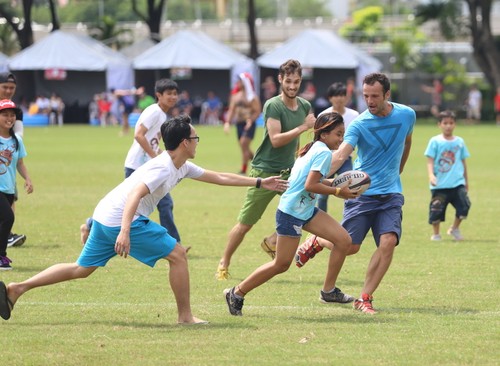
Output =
[
  {"x1": 260, "y1": 237, "x2": 276, "y2": 259},
  {"x1": 295, "y1": 235, "x2": 322, "y2": 268},
  {"x1": 353, "y1": 293, "x2": 377, "y2": 314},
  {"x1": 447, "y1": 227, "x2": 464, "y2": 241},
  {"x1": 224, "y1": 287, "x2": 244, "y2": 316},
  {"x1": 319, "y1": 287, "x2": 355, "y2": 304}
]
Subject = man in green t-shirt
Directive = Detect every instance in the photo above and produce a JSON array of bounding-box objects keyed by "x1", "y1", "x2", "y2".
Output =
[{"x1": 216, "y1": 59, "x2": 316, "y2": 280}]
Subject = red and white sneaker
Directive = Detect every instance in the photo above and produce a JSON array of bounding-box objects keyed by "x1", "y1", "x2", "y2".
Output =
[
  {"x1": 353, "y1": 293, "x2": 377, "y2": 314},
  {"x1": 295, "y1": 235, "x2": 323, "y2": 268}
]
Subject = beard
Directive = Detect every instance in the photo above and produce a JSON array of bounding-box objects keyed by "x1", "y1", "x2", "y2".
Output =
[{"x1": 282, "y1": 88, "x2": 298, "y2": 99}]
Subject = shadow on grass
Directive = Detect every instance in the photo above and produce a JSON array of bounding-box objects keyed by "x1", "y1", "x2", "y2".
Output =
[
  {"x1": 269, "y1": 277, "x2": 364, "y2": 287},
  {"x1": 7, "y1": 318, "x2": 259, "y2": 330},
  {"x1": 383, "y1": 306, "x2": 480, "y2": 315}
]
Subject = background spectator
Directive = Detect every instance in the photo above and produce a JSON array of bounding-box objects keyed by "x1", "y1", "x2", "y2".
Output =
[
  {"x1": 177, "y1": 90, "x2": 193, "y2": 116},
  {"x1": 49, "y1": 93, "x2": 64, "y2": 126},
  {"x1": 200, "y1": 91, "x2": 221, "y2": 125}
]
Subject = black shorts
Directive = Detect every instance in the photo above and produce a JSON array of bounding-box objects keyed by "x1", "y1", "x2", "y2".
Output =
[
  {"x1": 236, "y1": 121, "x2": 257, "y2": 140},
  {"x1": 429, "y1": 185, "x2": 471, "y2": 224}
]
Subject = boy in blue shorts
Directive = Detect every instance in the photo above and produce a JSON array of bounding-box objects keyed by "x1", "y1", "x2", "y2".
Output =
[
  {"x1": 0, "y1": 115, "x2": 287, "y2": 324},
  {"x1": 294, "y1": 73, "x2": 415, "y2": 314},
  {"x1": 425, "y1": 110, "x2": 470, "y2": 241}
]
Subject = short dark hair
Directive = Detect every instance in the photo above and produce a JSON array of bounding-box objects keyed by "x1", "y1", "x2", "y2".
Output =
[
  {"x1": 326, "y1": 82, "x2": 347, "y2": 98},
  {"x1": 155, "y1": 78, "x2": 179, "y2": 94},
  {"x1": 438, "y1": 110, "x2": 456, "y2": 122},
  {"x1": 363, "y1": 73, "x2": 391, "y2": 94},
  {"x1": 279, "y1": 59, "x2": 302, "y2": 78},
  {"x1": 161, "y1": 115, "x2": 192, "y2": 150}
]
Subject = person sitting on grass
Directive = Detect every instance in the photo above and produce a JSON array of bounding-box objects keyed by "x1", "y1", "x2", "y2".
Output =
[{"x1": 0, "y1": 115, "x2": 288, "y2": 325}]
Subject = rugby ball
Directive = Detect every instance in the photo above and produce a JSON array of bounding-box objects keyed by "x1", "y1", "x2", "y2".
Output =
[{"x1": 332, "y1": 170, "x2": 371, "y2": 194}]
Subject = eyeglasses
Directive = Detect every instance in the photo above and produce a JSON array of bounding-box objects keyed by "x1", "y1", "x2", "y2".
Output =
[{"x1": 186, "y1": 136, "x2": 200, "y2": 142}]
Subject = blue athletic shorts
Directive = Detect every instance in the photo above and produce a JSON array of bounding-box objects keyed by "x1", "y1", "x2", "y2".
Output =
[
  {"x1": 77, "y1": 216, "x2": 176, "y2": 268},
  {"x1": 275, "y1": 208, "x2": 319, "y2": 237},
  {"x1": 342, "y1": 194, "x2": 404, "y2": 246}
]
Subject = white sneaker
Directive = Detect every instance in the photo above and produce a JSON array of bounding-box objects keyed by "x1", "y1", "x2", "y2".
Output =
[
  {"x1": 447, "y1": 227, "x2": 464, "y2": 241},
  {"x1": 430, "y1": 234, "x2": 442, "y2": 241}
]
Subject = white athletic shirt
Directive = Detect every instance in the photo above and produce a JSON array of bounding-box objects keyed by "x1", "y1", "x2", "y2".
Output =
[
  {"x1": 124, "y1": 103, "x2": 168, "y2": 170},
  {"x1": 94, "y1": 151, "x2": 205, "y2": 227},
  {"x1": 318, "y1": 106, "x2": 359, "y2": 128}
]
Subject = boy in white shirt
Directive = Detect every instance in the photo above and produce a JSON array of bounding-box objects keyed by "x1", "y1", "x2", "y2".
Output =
[{"x1": 0, "y1": 115, "x2": 288, "y2": 324}]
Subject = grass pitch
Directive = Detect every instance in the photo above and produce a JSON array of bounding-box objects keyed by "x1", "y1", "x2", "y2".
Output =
[{"x1": 1, "y1": 122, "x2": 498, "y2": 365}]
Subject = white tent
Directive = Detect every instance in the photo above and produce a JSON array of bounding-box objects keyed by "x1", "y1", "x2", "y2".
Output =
[
  {"x1": 257, "y1": 29, "x2": 383, "y2": 110},
  {"x1": 8, "y1": 30, "x2": 133, "y2": 118},
  {"x1": 120, "y1": 38, "x2": 156, "y2": 60},
  {"x1": 134, "y1": 30, "x2": 251, "y2": 70},
  {"x1": 133, "y1": 30, "x2": 256, "y2": 105}
]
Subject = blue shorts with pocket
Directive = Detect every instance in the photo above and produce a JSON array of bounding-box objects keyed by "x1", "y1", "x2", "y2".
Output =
[
  {"x1": 275, "y1": 208, "x2": 319, "y2": 238},
  {"x1": 77, "y1": 216, "x2": 176, "y2": 268},
  {"x1": 342, "y1": 194, "x2": 404, "y2": 246}
]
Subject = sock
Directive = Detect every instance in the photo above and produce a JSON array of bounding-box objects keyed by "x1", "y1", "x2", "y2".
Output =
[
  {"x1": 241, "y1": 164, "x2": 247, "y2": 173},
  {"x1": 323, "y1": 287, "x2": 337, "y2": 293}
]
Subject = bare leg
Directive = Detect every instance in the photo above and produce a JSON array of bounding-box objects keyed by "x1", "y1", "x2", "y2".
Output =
[
  {"x1": 80, "y1": 224, "x2": 89, "y2": 246},
  {"x1": 315, "y1": 237, "x2": 360, "y2": 255},
  {"x1": 7, "y1": 263, "x2": 97, "y2": 306},
  {"x1": 432, "y1": 223, "x2": 440, "y2": 236},
  {"x1": 235, "y1": 236, "x2": 298, "y2": 296},
  {"x1": 239, "y1": 136, "x2": 253, "y2": 172},
  {"x1": 121, "y1": 113, "x2": 130, "y2": 135},
  {"x1": 450, "y1": 217, "x2": 462, "y2": 230},
  {"x1": 303, "y1": 211, "x2": 351, "y2": 291},
  {"x1": 219, "y1": 222, "x2": 253, "y2": 269},
  {"x1": 166, "y1": 244, "x2": 207, "y2": 324},
  {"x1": 361, "y1": 233, "x2": 397, "y2": 295}
]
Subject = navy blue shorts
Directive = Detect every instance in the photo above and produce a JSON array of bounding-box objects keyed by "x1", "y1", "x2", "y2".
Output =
[
  {"x1": 236, "y1": 121, "x2": 257, "y2": 140},
  {"x1": 429, "y1": 185, "x2": 471, "y2": 224},
  {"x1": 275, "y1": 208, "x2": 319, "y2": 238},
  {"x1": 342, "y1": 194, "x2": 404, "y2": 246}
]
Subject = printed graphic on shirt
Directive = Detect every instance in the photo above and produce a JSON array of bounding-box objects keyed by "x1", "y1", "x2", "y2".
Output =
[
  {"x1": 438, "y1": 149, "x2": 457, "y2": 173},
  {"x1": 0, "y1": 143, "x2": 15, "y2": 175},
  {"x1": 369, "y1": 124, "x2": 402, "y2": 151}
]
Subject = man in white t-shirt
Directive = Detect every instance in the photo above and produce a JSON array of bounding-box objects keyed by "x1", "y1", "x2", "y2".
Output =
[
  {"x1": 124, "y1": 79, "x2": 182, "y2": 243},
  {"x1": 0, "y1": 115, "x2": 288, "y2": 324},
  {"x1": 316, "y1": 81, "x2": 359, "y2": 212}
]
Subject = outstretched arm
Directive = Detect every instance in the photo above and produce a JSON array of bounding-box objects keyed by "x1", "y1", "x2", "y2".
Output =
[{"x1": 193, "y1": 170, "x2": 288, "y2": 192}]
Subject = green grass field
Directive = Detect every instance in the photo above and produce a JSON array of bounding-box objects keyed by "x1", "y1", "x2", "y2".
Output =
[{"x1": 1, "y1": 122, "x2": 499, "y2": 365}]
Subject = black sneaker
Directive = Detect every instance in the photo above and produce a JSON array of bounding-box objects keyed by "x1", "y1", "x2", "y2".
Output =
[
  {"x1": 224, "y1": 287, "x2": 244, "y2": 316},
  {"x1": 0, "y1": 256, "x2": 12, "y2": 271},
  {"x1": 7, "y1": 233, "x2": 26, "y2": 248},
  {"x1": 319, "y1": 287, "x2": 355, "y2": 304}
]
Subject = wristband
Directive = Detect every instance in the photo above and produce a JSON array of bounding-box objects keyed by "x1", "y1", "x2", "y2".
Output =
[
  {"x1": 256, "y1": 177, "x2": 262, "y2": 189},
  {"x1": 334, "y1": 187, "x2": 341, "y2": 196}
]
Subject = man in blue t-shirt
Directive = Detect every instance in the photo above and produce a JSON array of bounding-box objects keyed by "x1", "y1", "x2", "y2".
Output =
[{"x1": 296, "y1": 73, "x2": 415, "y2": 314}]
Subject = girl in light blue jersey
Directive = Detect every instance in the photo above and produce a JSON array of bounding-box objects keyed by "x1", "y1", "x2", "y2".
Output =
[{"x1": 224, "y1": 112, "x2": 360, "y2": 316}]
